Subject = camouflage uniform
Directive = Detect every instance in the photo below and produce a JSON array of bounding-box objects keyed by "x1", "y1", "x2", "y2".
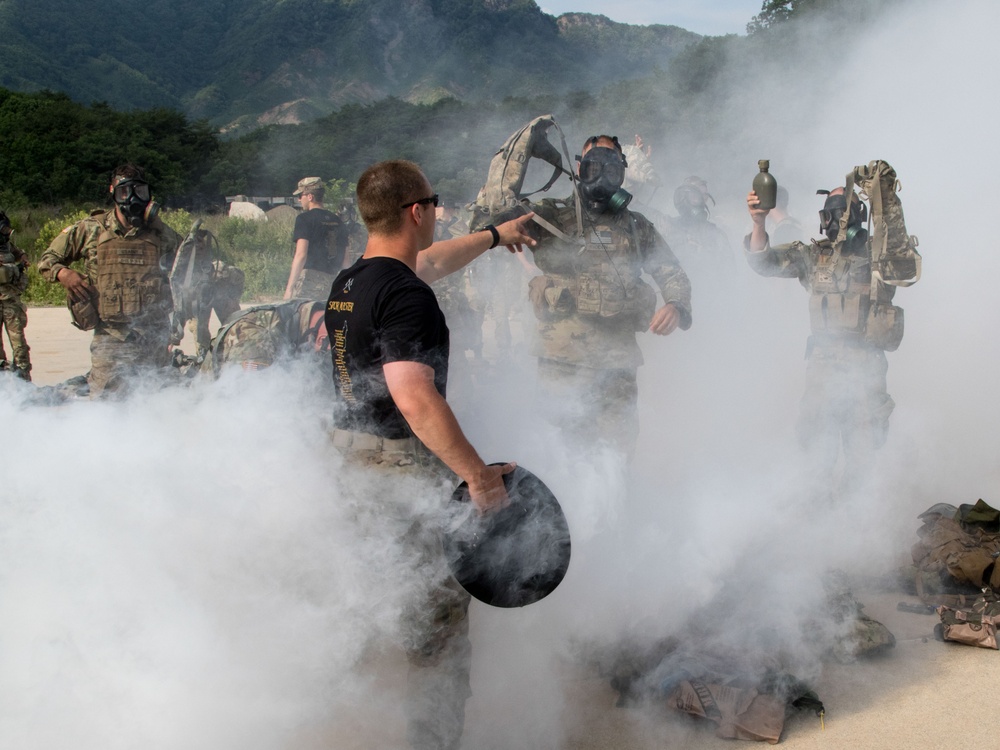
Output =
[
  {"x1": 745, "y1": 235, "x2": 900, "y2": 494},
  {"x1": 39, "y1": 209, "x2": 180, "y2": 397},
  {"x1": 0, "y1": 235, "x2": 31, "y2": 378},
  {"x1": 524, "y1": 198, "x2": 692, "y2": 455}
]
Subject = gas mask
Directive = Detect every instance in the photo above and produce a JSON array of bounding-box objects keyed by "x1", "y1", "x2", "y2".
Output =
[
  {"x1": 817, "y1": 190, "x2": 867, "y2": 244},
  {"x1": 577, "y1": 147, "x2": 632, "y2": 215},
  {"x1": 673, "y1": 183, "x2": 714, "y2": 221},
  {"x1": 0, "y1": 212, "x2": 12, "y2": 242},
  {"x1": 112, "y1": 178, "x2": 159, "y2": 228}
]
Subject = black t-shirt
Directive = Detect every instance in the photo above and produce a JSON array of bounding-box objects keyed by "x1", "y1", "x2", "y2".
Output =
[
  {"x1": 293, "y1": 208, "x2": 345, "y2": 274},
  {"x1": 326, "y1": 257, "x2": 450, "y2": 439}
]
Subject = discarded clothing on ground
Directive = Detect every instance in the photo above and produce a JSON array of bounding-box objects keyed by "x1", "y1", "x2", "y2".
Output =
[
  {"x1": 585, "y1": 639, "x2": 824, "y2": 744},
  {"x1": 935, "y1": 587, "x2": 1000, "y2": 649},
  {"x1": 909, "y1": 499, "x2": 1000, "y2": 603}
]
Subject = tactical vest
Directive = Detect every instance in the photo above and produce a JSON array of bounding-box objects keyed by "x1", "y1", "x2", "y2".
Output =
[
  {"x1": 95, "y1": 230, "x2": 170, "y2": 324},
  {"x1": 807, "y1": 242, "x2": 903, "y2": 351},
  {"x1": 0, "y1": 244, "x2": 22, "y2": 286},
  {"x1": 535, "y1": 218, "x2": 655, "y2": 330}
]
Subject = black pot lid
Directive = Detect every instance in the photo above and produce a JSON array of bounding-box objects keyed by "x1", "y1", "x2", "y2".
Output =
[{"x1": 443, "y1": 465, "x2": 571, "y2": 608}]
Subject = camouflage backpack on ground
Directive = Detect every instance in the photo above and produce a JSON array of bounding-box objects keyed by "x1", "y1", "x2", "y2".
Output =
[{"x1": 204, "y1": 301, "x2": 308, "y2": 376}]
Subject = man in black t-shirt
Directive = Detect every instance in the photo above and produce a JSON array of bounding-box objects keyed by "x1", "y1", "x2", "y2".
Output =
[
  {"x1": 326, "y1": 159, "x2": 534, "y2": 750},
  {"x1": 284, "y1": 176, "x2": 347, "y2": 300}
]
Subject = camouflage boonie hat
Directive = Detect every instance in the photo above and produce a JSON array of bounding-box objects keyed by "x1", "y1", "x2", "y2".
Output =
[{"x1": 293, "y1": 176, "x2": 324, "y2": 196}]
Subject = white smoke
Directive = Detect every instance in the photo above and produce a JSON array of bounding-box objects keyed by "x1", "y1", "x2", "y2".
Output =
[{"x1": 4, "y1": 1, "x2": 999, "y2": 748}]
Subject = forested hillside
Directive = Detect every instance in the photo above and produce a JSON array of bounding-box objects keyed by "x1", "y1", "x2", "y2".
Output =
[
  {"x1": 0, "y1": 0, "x2": 903, "y2": 210},
  {"x1": 0, "y1": 0, "x2": 698, "y2": 131}
]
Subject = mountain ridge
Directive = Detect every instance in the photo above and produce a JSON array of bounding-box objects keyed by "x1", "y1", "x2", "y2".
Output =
[{"x1": 0, "y1": 0, "x2": 701, "y2": 133}]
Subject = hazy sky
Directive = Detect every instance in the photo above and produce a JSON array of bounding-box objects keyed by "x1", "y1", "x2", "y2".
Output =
[{"x1": 539, "y1": 0, "x2": 764, "y2": 36}]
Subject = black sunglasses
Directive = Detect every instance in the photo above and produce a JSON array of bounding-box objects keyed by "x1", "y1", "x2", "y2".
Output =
[{"x1": 400, "y1": 193, "x2": 439, "y2": 210}]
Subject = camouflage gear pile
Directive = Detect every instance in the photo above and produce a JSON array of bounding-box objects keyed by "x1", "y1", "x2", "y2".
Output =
[
  {"x1": 936, "y1": 588, "x2": 1000, "y2": 649},
  {"x1": 585, "y1": 637, "x2": 824, "y2": 744},
  {"x1": 810, "y1": 572, "x2": 896, "y2": 663},
  {"x1": 202, "y1": 299, "x2": 323, "y2": 376},
  {"x1": 910, "y1": 500, "x2": 1000, "y2": 598}
]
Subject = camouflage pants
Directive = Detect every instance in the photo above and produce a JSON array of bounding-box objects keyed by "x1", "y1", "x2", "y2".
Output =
[
  {"x1": 536, "y1": 358, "x2": 639, "y2": 461},
  {"x1": 797, "y1": 340, "x2": 894, "y2": 497},
  {"x1": 89, "y1": 326, "x2": 171, "y2": 399},
  {"x1": 291, "y1": 268, "x2": 335, "y2": 301},
  {"x1": 333, "y1": 433, "x2": 471, "y2": 750},
  {"x1": 0, "y1": 298, "x2": 30, "y2": 372}
]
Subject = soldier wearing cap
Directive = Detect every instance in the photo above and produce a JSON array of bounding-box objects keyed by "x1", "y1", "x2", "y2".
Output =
[
  {"x1": 284, "y1": 176, "x2": 348, "y2": 301},
  {"x1": 39, "y1": 163, "x2": 180, "y2": 397}
]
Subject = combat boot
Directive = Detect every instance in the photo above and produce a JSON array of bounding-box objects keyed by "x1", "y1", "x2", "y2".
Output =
[{"x1": 14, "y1": 366, "x2": 30, "y2": 382}]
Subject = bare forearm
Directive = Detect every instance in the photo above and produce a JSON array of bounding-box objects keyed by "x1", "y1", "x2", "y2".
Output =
[
  {"x1": 416, "y1": 230, "x2": 494, "y2": 284},
  {"x1": 748, "y1": 221, "x2": 769, "y2": 253},
  {"x1": 417, "y1": 213, "x2": 536, "y2": 284},
  {"x1": 402, "y1": 390, "x2": 487, "y2": 483}
]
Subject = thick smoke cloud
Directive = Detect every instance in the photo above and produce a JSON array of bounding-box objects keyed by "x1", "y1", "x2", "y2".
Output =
[{"x1": 2, "y1": 1, "x2": 998, "y2": 748}]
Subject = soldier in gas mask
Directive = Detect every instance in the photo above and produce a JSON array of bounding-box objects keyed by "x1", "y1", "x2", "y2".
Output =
[
  {"x1": 483, "y1": 135, "x2": 692, "y2": 459},
  {"x1": 745, "y1": 172, "x2": 918, "y2": 500},
  {"x1": 0, "y1": 211, "x2": 31, "y2": 380},
  {"x1": 663, "y1": 176, "x2": 735, "y2": 282},
  {"x1": 39, "y1": 164, "x2": 181, "y2": 398}
]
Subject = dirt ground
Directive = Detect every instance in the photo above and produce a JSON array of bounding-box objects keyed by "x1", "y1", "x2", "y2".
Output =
[
  {"x1": 19, "y1": 306, "x2": 999, "y2": 749},
  {"x1": 25, "y1": 305, "x2": 216, "y2": 386}
]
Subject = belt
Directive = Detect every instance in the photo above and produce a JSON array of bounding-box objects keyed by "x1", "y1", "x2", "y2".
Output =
[{"x1": 331, "y1": 428, "x2": 420, "y2": 455}]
